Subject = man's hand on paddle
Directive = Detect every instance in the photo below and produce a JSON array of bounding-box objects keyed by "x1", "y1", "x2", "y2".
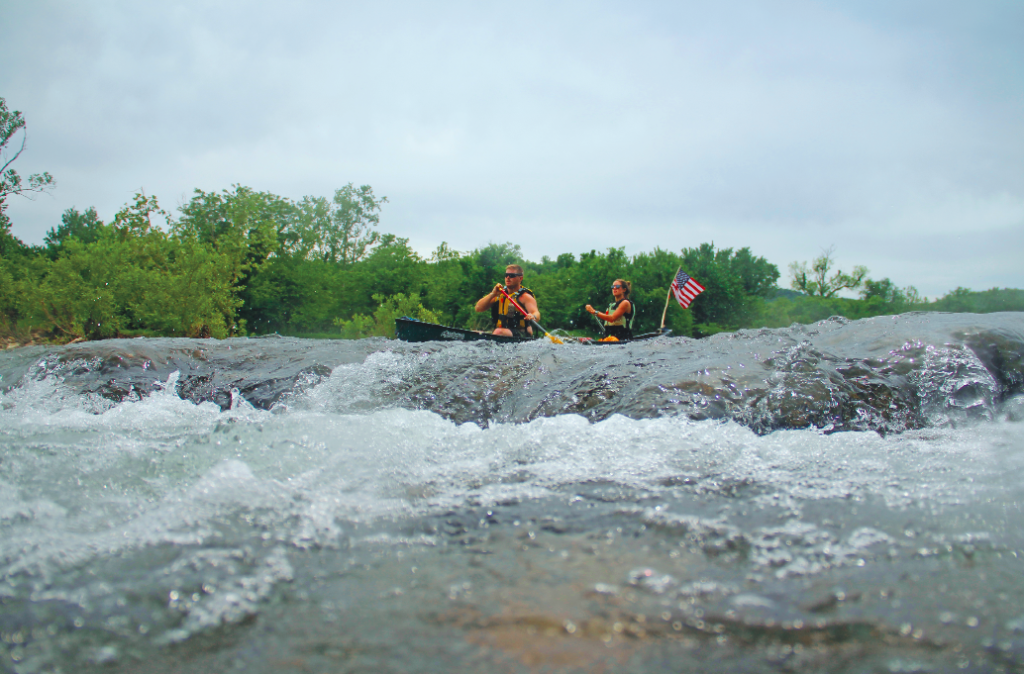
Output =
[{"x1": 473, "y1": 280, "x2": 539, "y2": 326}]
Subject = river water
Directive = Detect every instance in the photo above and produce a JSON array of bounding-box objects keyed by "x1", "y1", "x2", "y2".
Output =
[{"x1": 1, "y1": 312, "x2": 1023, "y2": 673}]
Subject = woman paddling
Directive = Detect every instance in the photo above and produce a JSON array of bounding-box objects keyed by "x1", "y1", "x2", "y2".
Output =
[{"x1": 586, "y1": 279, "x2": 634, "y2": 340}]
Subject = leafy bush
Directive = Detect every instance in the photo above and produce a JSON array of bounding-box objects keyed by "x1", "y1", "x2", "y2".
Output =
[{"x1": 334, "y1": 293, "x2": 440, "y2": 339}]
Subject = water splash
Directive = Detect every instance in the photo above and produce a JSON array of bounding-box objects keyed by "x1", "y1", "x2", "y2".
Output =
[{"x1": 1, "y1": 314, "x2": 1024, "y2": 672}]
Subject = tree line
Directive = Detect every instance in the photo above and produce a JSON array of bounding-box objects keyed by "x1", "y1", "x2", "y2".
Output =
[
  {"x1": 0, "y1": 182, "x2": 779, "y2": 340},
  {"x1": 2, "y1": 183, "x2": 1020, "y2": 344},
  {"x1": 2, "y1": 97, "x2": 1021, "y2": 345}
]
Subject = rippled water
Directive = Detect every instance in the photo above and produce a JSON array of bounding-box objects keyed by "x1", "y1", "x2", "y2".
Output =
[{"x1": 1, "y1": 312, "x2": 1023, "y2": 673}]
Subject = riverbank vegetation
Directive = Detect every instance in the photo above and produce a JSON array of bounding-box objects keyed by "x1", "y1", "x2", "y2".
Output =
[{"x1": 3, "y1": 182, "x2": 1021, "y2": 346}]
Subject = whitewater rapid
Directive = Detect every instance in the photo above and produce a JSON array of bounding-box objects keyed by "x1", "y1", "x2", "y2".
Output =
[{"x1": 1, "y1": 312, "x2": 1023, "y2": 673}]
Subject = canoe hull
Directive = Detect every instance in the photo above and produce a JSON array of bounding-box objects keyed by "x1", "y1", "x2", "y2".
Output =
[
  {"x1": 395, "y1": 317, "x2": 670, "y2": 344},
  {"x1": 395, "y1": 317, "x2": 527, "y2": 343}
]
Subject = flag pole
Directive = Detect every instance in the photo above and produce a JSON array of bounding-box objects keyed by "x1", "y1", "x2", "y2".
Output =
[{"x1": 661, "y1": 266, "x2": 680, "y2": 329}]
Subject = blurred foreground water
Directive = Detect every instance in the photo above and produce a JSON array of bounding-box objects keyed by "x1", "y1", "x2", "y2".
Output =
[{"x1": 1, "y1": 312, "x2": 1023, "y2": 673}]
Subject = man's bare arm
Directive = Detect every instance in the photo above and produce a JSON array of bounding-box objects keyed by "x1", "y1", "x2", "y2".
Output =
[
  {"x1": 521, "y1": 293, "x2": 540, "y2": 322},
  {"x1": 475, "y1": 284, "x2": 503, "y2": 312}
]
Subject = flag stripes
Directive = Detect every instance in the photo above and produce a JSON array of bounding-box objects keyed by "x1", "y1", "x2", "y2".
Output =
[{"x1": 670, "y1": 269, "x2": 705, "y2": 309}]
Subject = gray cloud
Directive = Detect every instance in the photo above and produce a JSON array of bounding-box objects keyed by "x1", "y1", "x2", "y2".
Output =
[{"x1": 2, "y1": 0, "x2": 1021, "y2": 297}]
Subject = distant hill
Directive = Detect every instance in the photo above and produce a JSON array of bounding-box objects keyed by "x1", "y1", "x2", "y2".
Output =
[{"x1": 768, "y1": 288, "x2": 806, "y2": 301}]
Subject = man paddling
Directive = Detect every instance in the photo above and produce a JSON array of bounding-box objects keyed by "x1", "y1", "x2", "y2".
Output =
[{"x1": 475, "y1": 265, "x2": 540, "y2": 338}]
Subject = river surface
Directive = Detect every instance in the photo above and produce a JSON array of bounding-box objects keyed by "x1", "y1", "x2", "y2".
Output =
[{"x1": 1, "y1": 312, "x2": 1023, "y2": 673}]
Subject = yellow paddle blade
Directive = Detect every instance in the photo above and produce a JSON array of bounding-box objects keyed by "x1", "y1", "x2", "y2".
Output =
[{"x1": 528, "y1": 319, "x2": 563, "y2": 344}]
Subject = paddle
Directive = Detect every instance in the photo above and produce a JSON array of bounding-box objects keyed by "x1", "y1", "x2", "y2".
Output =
[{"x1": 496, "y1": 285, "x2": 563, "y2": 344}]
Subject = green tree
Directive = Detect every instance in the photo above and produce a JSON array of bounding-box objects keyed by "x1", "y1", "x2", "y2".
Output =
[
  {"x1": 421, "y1": 243, "x2": 472, "y2": 325},
  {"x1": 860, "y1": 277, "x2": 901, "y2": 303},
  {"x1": 1, "y1": 97, "x2": 55, "y2": 207},
  {"x1": 474, "y1": 242, "x2": 524, "y2": 271},
  {"x1": 353, "y1": 235, "x2": 423, "y2": 300},
  {"x1": 334, "y1": 293, "x2": 439, "y2": 339},
  {"x1": 27, "y1": 243, "x2": 121, "y2": 340},
  {"x1": 25, "y1": 230, "x2": 242, "y2": 341},
  {"x1": 859, "y1": 277, "x2": 922, "y2": 313},
  {"x1": 14, "y1": 190, "x2": 244, "y2": 341},
  {"x1": 1, "y1": 96, "x2": 55, "y2": 256},
  {"x1": 175, "y1": 185, "x2": 293, "y2": 272},
  {"x1": 789, "y1": 246, "x2": 868, "y2": 298},
  {"x1": 44, "y1": 207, "x2": 107, "y2": 257},
  {"x1": 291, "y1": 184, "x2": 388, "y2": 266},
  {"x1": 729, "y1": 246, "x2": 781, "y2": 298},
  {"x1": 175, "y1": 185, "x2": 300, "y2": 332},
  {"x1": 929, "y1": 287, "x2": 976, "y2": 313},
  {"x1": 115, "y1": 237, "x2": 240, "y2": 338},
  {"x1": 429, "y1": 241, "x2": 462, "y2": 263},
  {"x1": 0, "y1": 254, "x2": 25, "y2": 337},
  {"x1": 113, "y1": 191, "x2": 168, "y2": 239}
]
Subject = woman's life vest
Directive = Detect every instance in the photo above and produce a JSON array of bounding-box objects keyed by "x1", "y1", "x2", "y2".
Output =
[
  {"x1": 492, "y1": 287, "x2": 535, "y2": 334},
  {"x1": 602, "y1": 298, "x2": 634, "y2": 340}
]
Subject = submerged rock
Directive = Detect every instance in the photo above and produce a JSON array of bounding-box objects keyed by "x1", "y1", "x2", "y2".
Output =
[
  {"x1": 0, "y1": 336, "x2": 376, "y2": 411},
  {"x1": 380, "y1": 312, "x2": 1024, "y2": 434},
  {"x1": 1, "y1": 312, "x2": 1022, "y2": 434}
]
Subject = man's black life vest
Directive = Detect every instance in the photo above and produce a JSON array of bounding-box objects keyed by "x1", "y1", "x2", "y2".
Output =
[
  {"x1": 602, "y1": 298, "x2": 635, "y2": 340},
  {"x1": 491, "y1": 287, "x2": 535, "y2": 335}
]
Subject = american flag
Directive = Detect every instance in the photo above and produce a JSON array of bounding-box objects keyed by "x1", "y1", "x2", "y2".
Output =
[{"x1": 671, "y1": 269, "x2": 705, "y2": 309}]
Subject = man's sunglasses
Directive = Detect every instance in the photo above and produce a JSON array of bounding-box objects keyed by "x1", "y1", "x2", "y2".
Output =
[{"x1": 505, "y1": 273, "x2": 523, "y2": 278}]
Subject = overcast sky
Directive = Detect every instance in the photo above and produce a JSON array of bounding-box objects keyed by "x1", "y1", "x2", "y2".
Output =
[{"x1": 2, "y1": 0, "x2": 1022, "y2": 297}]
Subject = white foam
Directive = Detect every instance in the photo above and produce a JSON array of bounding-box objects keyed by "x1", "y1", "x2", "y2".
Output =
[{"x1": 2, "y1": 370, "x2": 1023, "y2": 634}]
